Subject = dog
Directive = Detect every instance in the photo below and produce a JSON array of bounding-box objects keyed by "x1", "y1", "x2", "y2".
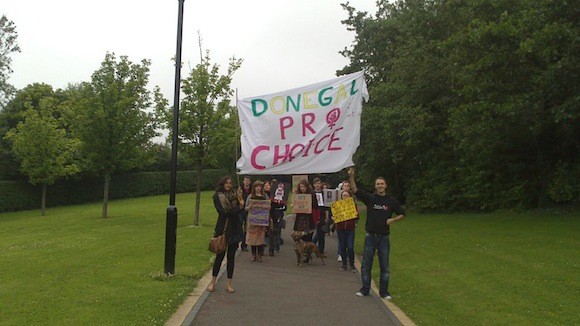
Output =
[{"x1": 291, "y1": 231, "x2": 325, "y2": 266}]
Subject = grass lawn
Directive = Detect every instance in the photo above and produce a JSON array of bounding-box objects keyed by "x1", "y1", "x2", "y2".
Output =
[
  {"x1": 355, "y1": 209, "x2": 580, "y2": 325},
  {"x1": 0, "y1": 192, "x2": 217, "y2": 325},
  {"x1": 2, "y1": 193, "x2": 578, "y2": 325}
]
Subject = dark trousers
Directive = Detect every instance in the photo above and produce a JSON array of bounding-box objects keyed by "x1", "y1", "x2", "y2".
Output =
[
  {"x1": 212, "y1": 242, "x2": 238, "y2": 279},
  {"x1": 312, "y1": 223, "x2": 326, "y2": 253}
]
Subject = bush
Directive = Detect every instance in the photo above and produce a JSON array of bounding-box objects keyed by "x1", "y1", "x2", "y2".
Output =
[{"x1": 0, "y1": 169, "x2": 227, "y2": 213}]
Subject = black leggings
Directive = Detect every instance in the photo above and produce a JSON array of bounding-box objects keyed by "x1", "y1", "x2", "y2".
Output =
[{"x1": 212, "y1": 242, "x2": 238, "y2": 279}]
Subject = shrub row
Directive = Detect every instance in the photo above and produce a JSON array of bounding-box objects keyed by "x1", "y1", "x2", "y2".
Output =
[{"x1": 0, "y1": 169, "x2": 227, "y2": 213}]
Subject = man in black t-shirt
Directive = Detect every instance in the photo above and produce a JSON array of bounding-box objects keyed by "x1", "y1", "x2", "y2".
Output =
[{"x1": 348, "y1": 167, "x2": 405, "y2": 300}]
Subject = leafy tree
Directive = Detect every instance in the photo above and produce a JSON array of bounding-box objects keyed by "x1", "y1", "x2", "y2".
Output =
[
  {"x1": 72, "y1": 53, "x2": 158, "y2": 218},
  {"x1": 340, "y1": 0, "x2": 579, "y2": 211},
  {"x1": 0, "y1": 15, "x2": 20, "y2": 108},
  {"x1": 157, "y1": 50, "x2": 242, "y2": 225},
  {"x1": 0, "y1": 83, "x2": 66, "y2": 180},
  {"x1": 6, "y1": 102, "x2": 80, "y2": 216}
]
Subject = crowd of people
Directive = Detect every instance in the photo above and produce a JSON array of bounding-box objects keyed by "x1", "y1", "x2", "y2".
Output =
[{"x1": 207, "y1": 167, "x2": 405, "y2": 300}]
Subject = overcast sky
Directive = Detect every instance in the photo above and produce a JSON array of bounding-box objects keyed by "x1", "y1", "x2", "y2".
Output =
[{"x1": 4, "y1": 0, "x2": 375, "y2": 103}]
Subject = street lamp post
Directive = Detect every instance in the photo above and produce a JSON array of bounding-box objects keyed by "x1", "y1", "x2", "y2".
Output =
[{"x1": 164, "y1": 0, "x2": 185, "y2": 275}]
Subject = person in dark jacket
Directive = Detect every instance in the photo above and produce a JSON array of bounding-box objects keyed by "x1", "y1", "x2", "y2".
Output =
[
  {"x1": 208, "y1": 175, "x2": 245, "y2": 294},
  {"x1": 349, "y1": 167, "x2": 405, "y2": 300}
]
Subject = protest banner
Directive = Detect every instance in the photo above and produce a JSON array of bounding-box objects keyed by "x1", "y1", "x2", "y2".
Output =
[
  {"x1": 292, "y1": 194, "x2": 312, "y2": 214},
  {"x1": 248, "y1": 199, "x2": 271, "y2": 226},
  {"x1": 331, "y1": 197, "x2": 357, "y2": 223},
  {"x1": 323, "y1": 189, "x2": 340, "y2": 207},
  {"x1": 236, "y1": 71, "x2": 369, "y2": 174}
]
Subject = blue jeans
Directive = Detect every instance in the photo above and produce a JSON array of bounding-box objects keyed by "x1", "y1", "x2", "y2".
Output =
[
  {"x1": 360, "y1": 233, "x2": 390, "y2": 297},
  {"x1": 337, "y1": 229, "x2": 355, "y2": 267}
]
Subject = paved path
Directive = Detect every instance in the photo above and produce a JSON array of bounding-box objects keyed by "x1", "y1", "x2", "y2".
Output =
[{"x1": 168, "y1": 215, "x2": 414, "y2": 326}]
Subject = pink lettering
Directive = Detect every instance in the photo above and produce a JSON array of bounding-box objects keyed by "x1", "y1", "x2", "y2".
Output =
[
  {"x1": 279, "y1": 116, "x2": 294, "y2": 140},
  {"x1": 328, "y1": 127, "x2": 343, "y2": 151},
  {"x1": 302, "y1": 113, "x2": 316, "y2": 136},
  {"x1": 273, "y1": 144, "x2": 291, "y2": 165},
  {"x1": 251, "y1": 146, "x2": 269, "y2": 170}
]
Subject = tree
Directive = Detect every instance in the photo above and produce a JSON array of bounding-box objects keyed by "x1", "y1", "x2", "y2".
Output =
[
  {"x1": 0, "y1": 83, "x2": 70, "y2": 180},
  {"x1": 72, "y1": 53, "x2": 158, "y2": 218},
  {"x1": 340, "y1": 0, "x2": 578, "y2": 211},
  {"x1": 6, "y1": 102, "x2": 80, "y2": 216},
  {"x1": 0, "y1": 15, "x2": 20, "y2": 108},
  {"x1": 157, "y1": 50, "x2": 242, "y2": 225}
]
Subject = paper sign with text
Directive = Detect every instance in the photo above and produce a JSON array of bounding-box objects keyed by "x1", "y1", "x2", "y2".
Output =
[
  {"x1": 331, "y1": 197, "x2": 357, "y2": 223},
  {"x1": 292, "y1": 194, "x2": 312, "y2": 214}
]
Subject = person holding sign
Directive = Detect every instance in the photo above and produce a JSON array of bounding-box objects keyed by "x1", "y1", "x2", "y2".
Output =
[
  {"x1": 349, "y1": 167, "x2": 405, "y2": 300},
  {"x1": 312, "y1": 178, "x2": 329, "y2": 258},
  {"x1": 334, "y1": 190, "x2": 359, "y2": 272},
  {"x1": 208, "y1": 176, "x2": 245, "y2": 294},
  {"x1": 245, "y1": 180, "x2": 271, "y2": 263},
  {"x1": 291, "y1": 179, "x2": 315, "y2": 242}
]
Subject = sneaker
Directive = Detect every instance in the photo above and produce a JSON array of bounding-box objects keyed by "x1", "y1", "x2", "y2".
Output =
[
  {"x1": 339, "y1": 266, "x2": 347, "y2": 271},
  {"x1": 381, "y1": 292, "x2": 392, "y2": 300},
  {"x1": 355, "y1": 291, "x2": 368, "y2": 297},
  {"x1": 337, "y1": 255, "x2": 342, "y2": 262},
  {"x1": 350, "y1": 266, "x2": 357, "y2": 273}
]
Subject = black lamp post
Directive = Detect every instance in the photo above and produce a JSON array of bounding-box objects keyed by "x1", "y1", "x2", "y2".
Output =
[{"x1": 164, "y1": 0, "x2": 185, "y2": 275}]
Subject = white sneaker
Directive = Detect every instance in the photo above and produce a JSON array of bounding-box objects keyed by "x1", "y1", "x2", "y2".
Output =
[
  {"x1": 337, "y1": 255, "x2": 342, "y2": 262},
  {"x1": 355, "y1": 291, "x2": 368, "y2": 297}
]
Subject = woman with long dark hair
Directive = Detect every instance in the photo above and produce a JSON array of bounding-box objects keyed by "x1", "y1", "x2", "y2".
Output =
[{"x1": 208, "y1": 175, "x2": 244, "y2": 293}]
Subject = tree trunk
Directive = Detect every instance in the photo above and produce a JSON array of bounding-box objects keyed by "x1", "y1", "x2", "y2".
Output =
[
  {"x1": 41, "y1": 183, "x2": 47, "y2": 217},
  {"x1": 194, "y1": 167, "x2": 202, "y2": 226},
  {"x1": 102, "y1": 172, "x2": 111, "y2": 218}
]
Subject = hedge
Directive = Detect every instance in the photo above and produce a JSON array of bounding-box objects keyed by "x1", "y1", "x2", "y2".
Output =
[{"x1": 0, "y1": 169, "x2": 227, "y2": 213}]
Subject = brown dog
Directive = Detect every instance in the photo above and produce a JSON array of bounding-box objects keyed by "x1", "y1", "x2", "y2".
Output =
[{"x1": 291, "y1": 231, "x2": 325, "y2": 266}]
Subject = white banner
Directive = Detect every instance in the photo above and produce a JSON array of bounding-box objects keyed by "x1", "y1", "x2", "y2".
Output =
[{"x1": 236, "y1": 71, "x2": 368, "y2": 174}]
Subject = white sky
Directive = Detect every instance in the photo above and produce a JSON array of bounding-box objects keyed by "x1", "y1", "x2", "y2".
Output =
[{"x1": 3, "y1": 0, "x2": 375, "y2": 103}]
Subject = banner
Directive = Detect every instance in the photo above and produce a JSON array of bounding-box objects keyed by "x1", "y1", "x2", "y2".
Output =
[
  {"x1": 331, "y1": 197, "x2": 357, "y2": 223},
  {"x1": 236, "y1": 71, "x2": 368, "y2": 174},
  {"x1": 247, "y1": 199, "x2": 271, "y2": 226}
]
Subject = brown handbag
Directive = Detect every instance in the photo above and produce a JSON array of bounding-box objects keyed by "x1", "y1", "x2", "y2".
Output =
[{"x1": 208, "y1": 219, "x2": 228, "y2": 254}]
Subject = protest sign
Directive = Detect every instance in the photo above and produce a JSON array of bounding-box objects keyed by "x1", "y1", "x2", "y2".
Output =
[
  {"x1": 248, "y1": 199, "x2": 271, "y2": 226},
  {"x1": 331, "y1": 197, "x2": 357, "y2": 223},
  {"x1": 236, "y1": 71, "x2": 369, "y2": 174},
  {"x1": 292, "y1": 175, "x2": 308, "y2": 192},
  {"x1": 292, "y1": 194, "x2": 312, "y2": 214},
  {"x1": 323, "y1": 189, "x2": 339, "y2": 207},
  {"x1": 271, "y1": 182, "x2": 290, "y2": 203}
]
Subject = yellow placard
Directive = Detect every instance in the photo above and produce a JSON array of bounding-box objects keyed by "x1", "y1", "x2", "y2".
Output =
[{"x1": 331, "y1": 197, "x2": 357, "y2": 223}]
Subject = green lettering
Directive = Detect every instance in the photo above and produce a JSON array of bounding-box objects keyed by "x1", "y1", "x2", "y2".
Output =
[
  {"x1": 251, "y1": 99, "x2": 268, "y2": 117},
  {"x1": 318, "y1": 87, "x2": 333, "y2": 106},
  {"x1": 350, "y1": 80, "x2": 358, "y2": 96},
  {"x1": 286, "y1": 94, "x2": 301, "y2": 113}
]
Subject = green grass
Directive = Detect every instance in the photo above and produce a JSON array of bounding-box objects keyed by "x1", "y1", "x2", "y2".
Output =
[
  {"x1": 2, "y1": 194, "x2": 578, "y2": 325},
  {"x1": 355, "y1": 210, "x2": 580, "y2": 325},
  {"x1": 0, "y1": 192, "x2": 217, "y2": 325}
]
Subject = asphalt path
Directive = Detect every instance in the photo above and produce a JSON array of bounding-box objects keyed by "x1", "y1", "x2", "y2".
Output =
[{"x1": 179, "y1": 214, "x2": 408, "y2": 326}]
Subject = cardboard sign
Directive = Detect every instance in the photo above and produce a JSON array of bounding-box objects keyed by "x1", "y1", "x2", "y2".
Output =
[
  {"x1": 248, "y1": 199, "x2": 271, "y2": 226},
  {"x1": 331, "y1": 197, "x2": 357, "y2": 223},
  {"x1": 292, "y1": 193, "x2": 312, "y2": 214},
  {"x1": 292, "y1": 175, "x2": 308, "y2": 192},
  {"x1": 323, "y1": 189, "x2": 340, "y2": 207}
]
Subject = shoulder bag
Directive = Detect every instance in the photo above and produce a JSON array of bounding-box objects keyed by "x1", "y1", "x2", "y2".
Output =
[{"x1": 208, "y1": 218, "x2": 228, "y2": 254}]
